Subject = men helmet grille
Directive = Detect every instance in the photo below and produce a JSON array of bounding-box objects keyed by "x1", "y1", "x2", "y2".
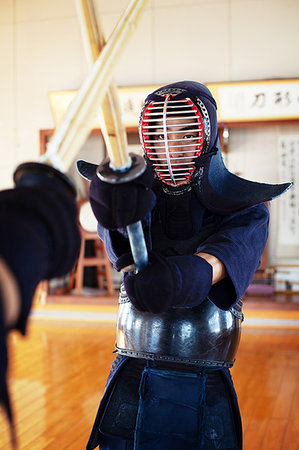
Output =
[{"x1": 141, "y1": 95, "x2": 204, "y2": 186}]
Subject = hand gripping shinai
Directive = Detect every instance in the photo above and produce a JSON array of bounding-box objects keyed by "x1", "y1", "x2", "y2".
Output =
[{"x1": 15, "y1": 0, "x2": 149, "y2": 271}]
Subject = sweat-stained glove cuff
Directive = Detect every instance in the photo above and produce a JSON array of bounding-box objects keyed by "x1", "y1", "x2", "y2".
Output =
[
  {"x1": 123, "y1": 251, "x2": 213, "y2": 313},
  {"x1": 89, "y1": 164, "x2": 156, "y2": 230}
]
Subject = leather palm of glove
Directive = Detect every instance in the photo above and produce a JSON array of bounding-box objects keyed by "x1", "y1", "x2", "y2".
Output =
[
  {"x1": 117, "y1": 251, "x2": 213, "y2": 313},
  {"x1": 89, "y1": 164, "x2": 156, "y2": 229}
]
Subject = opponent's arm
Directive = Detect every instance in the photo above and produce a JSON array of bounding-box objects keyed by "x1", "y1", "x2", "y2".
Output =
[{"x1": 0, "y1": 178, "x2": 81, "y2": 443}]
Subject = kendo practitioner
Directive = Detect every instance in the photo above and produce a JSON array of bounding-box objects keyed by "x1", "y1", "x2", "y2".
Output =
[
  {"x1": 78, "y1": 81, "x2": 292, "y2": 450},
  {"x1": 0, "y1": 164, "x2": 81, "y2": 447}
]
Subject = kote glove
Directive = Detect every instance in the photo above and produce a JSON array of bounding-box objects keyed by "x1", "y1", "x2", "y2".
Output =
[
  {"x1": 120, "y1": 251, "x2": 213, "y2": 313},
  {"x1": 89, "y1": 164, "x2": 156, "y2": 229}
]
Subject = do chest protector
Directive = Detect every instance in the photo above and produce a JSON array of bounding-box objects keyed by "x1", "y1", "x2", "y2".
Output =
[{"x1": 116, "y1": 284, "x2": 243, "y2": 369}]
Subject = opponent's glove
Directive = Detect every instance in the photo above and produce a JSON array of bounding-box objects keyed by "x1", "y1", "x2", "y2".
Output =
[
  {"x1": 118, "y1": 251, "x2": 213, "y2": 313},
  {"x1": 0, "y1": 184, "x2": 81, "y2": 334},
  {"x1": 89, "y1": 164, "x2": 156, "y2": 229}
]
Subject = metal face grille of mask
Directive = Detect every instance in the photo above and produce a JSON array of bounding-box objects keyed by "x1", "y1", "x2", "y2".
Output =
[{"x1": 141, "y1": 95, "x2": 204, "y2": 186}]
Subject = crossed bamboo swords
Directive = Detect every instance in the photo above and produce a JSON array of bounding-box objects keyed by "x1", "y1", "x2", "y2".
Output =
[{"x1": 41, "y1": 0, "x2": 149, "y2": 271}]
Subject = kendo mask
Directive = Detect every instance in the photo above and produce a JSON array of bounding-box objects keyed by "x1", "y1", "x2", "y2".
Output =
[{"x1": 139, "y1": 81, "x2": 218, "y2": 189}]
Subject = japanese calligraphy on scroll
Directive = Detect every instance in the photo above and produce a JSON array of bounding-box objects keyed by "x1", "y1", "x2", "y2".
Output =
[
  {"x1": 213, "y1": 79, "x2": 299, "y2": 122},
  {"x1": 277, "y1": 135, "x2": 299, "y2": 255}
]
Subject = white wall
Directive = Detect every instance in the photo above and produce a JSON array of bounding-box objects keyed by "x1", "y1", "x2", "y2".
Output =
[{"x1": 0, "y1": 0, "x2": 298, "y2": 263}]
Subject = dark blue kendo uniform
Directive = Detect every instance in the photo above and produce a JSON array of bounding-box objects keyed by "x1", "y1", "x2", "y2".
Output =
[
  {"x1": 86, "y1": 196, "x2": 268, "y2": 450},
  {"x1": 78, "y1": 81, "x2": 292, "y2": 450}
]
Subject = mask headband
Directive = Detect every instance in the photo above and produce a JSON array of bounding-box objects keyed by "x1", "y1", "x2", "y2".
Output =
[{"x1": 141, "y1": 95, "x2": 204, "y2": 186}]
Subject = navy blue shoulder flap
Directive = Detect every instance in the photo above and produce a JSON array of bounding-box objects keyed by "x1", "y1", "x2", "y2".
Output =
[{"x1": 194, "y1": 145, "x2": 293, "y2": 215}]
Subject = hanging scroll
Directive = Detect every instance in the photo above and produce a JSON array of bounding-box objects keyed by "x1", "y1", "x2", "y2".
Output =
[{"x1": 276, "y1": 135, "x2": 299, "y2": 256}]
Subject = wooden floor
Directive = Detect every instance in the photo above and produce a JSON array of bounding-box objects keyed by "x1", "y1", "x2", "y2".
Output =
[{"x1": 1, "y1": 301, "x2": 299, "y2": 449}]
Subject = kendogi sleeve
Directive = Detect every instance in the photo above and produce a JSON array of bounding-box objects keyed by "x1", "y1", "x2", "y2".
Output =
[{"x1": 196, "y1": 202, "x2": 269, "y2": 310}]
